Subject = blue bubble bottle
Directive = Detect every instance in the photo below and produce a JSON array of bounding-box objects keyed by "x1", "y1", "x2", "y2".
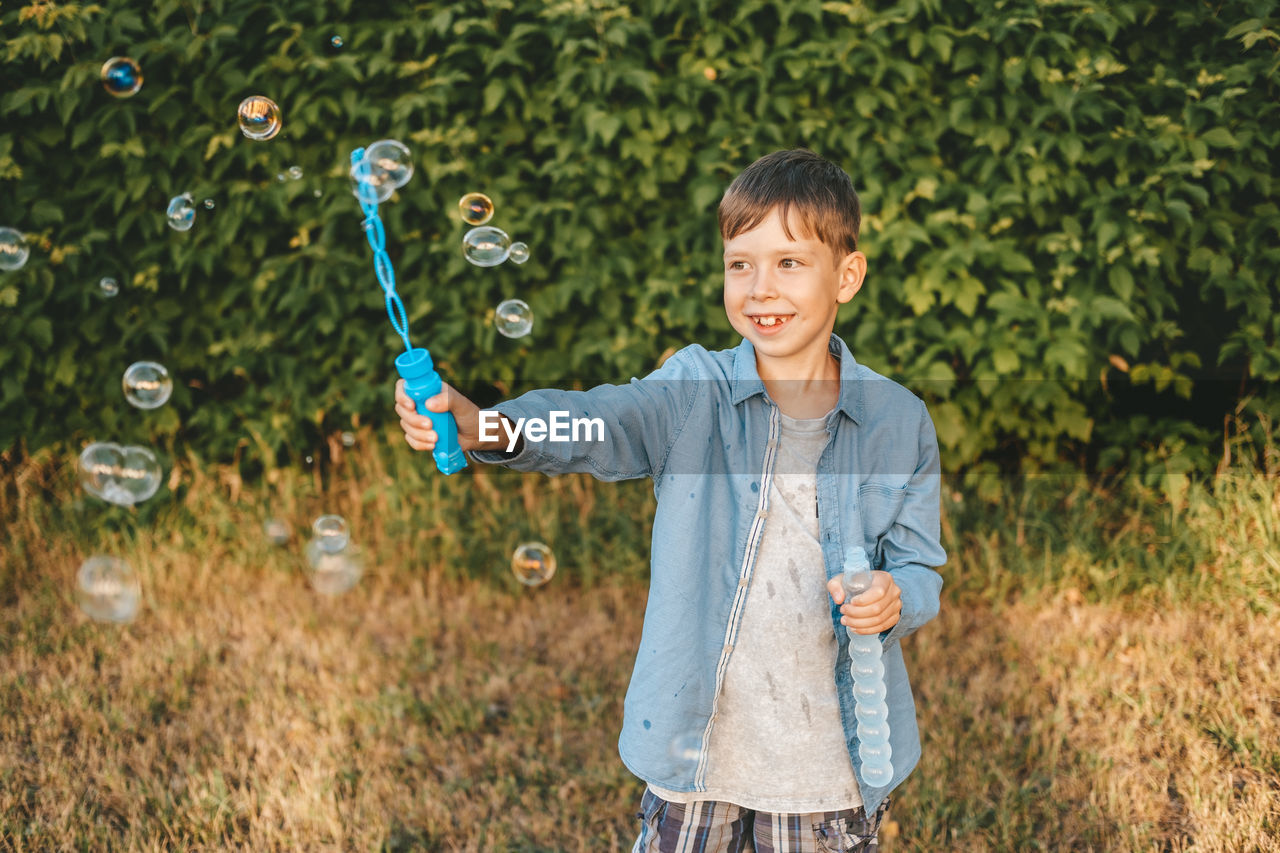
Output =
[{"x1": 841, "y1": 545, "x2": 893, "y2": 787}]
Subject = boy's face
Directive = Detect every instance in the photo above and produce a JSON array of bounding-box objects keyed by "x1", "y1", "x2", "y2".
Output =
[{"x1": 722, "y1": 207, "x2": 865, "y2": 374}]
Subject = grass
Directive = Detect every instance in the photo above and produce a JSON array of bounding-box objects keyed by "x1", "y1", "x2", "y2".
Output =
[{"x1": 1, "y1": 421, "x2": 1278, "y2": 851}]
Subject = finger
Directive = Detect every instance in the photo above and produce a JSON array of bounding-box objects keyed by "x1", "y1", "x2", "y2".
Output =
[
  {"x1": 826, "y1": 577, "x2": 845, "y2": 606},
  {"x1": 395, "y1": 378, "x2": 406, "y2": 400},
  {"x1": 423, "y1": 391, "x2": 449, "y2": 412}
]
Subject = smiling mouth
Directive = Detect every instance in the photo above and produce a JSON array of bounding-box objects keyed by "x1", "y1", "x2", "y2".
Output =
[{"x1": 750, "y1": 315, "x2": 793, "y2": 328}]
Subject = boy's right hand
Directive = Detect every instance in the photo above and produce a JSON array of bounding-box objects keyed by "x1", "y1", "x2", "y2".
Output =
[{"x1": 395, "y1": 379, "x2": 519, "y2": 454}]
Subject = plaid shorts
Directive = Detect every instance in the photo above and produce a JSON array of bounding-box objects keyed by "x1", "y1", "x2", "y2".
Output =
[{"x1": 632, "y1": 788, "x2": 891, "y2": 853}]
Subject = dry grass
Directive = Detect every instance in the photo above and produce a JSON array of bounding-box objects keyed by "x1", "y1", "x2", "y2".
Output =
[{"x1": 1, "y1": 433, "x2": 1278, "y2": 850}]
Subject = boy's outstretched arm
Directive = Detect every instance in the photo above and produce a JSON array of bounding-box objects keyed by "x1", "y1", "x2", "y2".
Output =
[{"x1": 395, "y1": 379, "x2": 522, "y2": 455}]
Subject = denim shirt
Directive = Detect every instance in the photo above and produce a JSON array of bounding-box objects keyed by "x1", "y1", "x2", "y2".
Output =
[{"x1": 471, "y1": 333, "x2": 946, "y2": 814}]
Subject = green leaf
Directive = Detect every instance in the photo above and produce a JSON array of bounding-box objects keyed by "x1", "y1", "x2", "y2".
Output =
[{"x1": 1200, "y1": 127, "x2": 1239, "y2": 148}]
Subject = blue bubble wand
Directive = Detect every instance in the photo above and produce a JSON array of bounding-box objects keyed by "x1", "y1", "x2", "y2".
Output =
[{"x1": 350, "y1": 146, "x2": 467, "y2": 475}]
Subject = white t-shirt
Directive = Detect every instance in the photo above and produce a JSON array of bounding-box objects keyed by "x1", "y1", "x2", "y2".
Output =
[{"x1": 650, "y1": 411, "x2": 862, "y2": 812}]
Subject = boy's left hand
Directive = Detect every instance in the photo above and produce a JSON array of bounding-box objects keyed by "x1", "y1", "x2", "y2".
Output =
[{"x1": 826, "y1": 571, "x2": 902, "y2": 635}]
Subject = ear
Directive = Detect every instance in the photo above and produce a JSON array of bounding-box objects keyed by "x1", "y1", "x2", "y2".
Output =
[{"x1": 836, "y1": 251, "x2": 866, "y2": 304}]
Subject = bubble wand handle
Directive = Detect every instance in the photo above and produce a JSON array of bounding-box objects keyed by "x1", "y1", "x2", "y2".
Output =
[
  {"x1": 840, "y1": 545, "x2": 894, "y2": 788},
  {"x1": 351, "y1": 147, "x2": 467, "y2": 475}
]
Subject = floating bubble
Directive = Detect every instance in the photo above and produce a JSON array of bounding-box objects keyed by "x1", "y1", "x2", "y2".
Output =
[
  {"x1": 98, "y1": 277, "x2": 119, "y2": 298},
  {"x1": 288, "y1": 165, "x2": 303, "y2": 180},
  {"x1": 330, "y1": 35, "x2": 344, "y2": 48},
  {"x1": 78, "y1": 442, "x2": 163, "y2": 506},
  {"x1": 494, "y1": 298, "x2": 533, "y2": 338},
  {"x1": 264, "y1": 518, "x2": 291, "y2": 546},
  {"x1": 166, "y1": 193, "x2": 195, "y2": 231},
  {"x1": 203, "y1": 198, "x2": 215, "y2": 209},
  {"x1": 313, "y1": 189, "x2": 322, "y2": 198},
  {"x1": 0, "y1": 227, "x2": 29, "y2": 271},
  {"x1": 350, "y1": 140, "x2": 412, "y2": 203},
  {"x1": 511, "y1": 541, "x2": 555, "y2": 587},
  {"x1": 100, "y1": 56, "x2": 143, "y2": 98},
  {"x1": 123, "y1": 361, "x2": 173, "y2": 409},
  {"x1": 276, "y1": 172, "x2": 287, "y2": 182},
  {"x1": 508, "y1": 242, "x2": 530, "y2": 265},
  {"x1": 464, "y1": 226, "x2": 511, "y2": 268},
  {"x1": 340, "y1": 431, "x2": 356, "y2": 447},
  {"x1": 76, "y1": 555, "x2": 141, "y2": 623},
  {"x1": 311, "y1": 514, "x2": 350, "y2": 553},
  {"x1": 237, "y1": 95, "x2": 282, "y2": 141},
  {"x1": 458, "y1": 192, "x2": 494, "y2": 226},
  {"x1": 305, "y1": 546, "x2": 363, "y2": 595},
  {"x1": 349, "y1": 154, "x2": 393, "y2": 204},
  {"x1": 305, "y1": 455, "x2": 314, "y2": 464}
]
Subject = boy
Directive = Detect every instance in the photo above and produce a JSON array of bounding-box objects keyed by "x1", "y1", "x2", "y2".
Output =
[{"x1": 395, "y1": 149, "x2": 946, "y2": 852}]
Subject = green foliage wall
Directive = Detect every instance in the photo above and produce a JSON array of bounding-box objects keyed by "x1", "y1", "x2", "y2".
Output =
[{"x1": 2, "y1": 0, "x2": 1277, "y2": 478}]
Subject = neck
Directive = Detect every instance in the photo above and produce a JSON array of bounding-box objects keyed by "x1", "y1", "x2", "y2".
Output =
[{"x1": 756, "y1": 347, "x2": 841, "y2": 419}]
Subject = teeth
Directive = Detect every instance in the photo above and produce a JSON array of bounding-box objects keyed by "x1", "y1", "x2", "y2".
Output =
[{"x1": 753, "y1": 316, "x2": 787, "y2": 327}]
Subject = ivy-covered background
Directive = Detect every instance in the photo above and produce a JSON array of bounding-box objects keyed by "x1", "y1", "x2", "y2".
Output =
[{"x1": 3, "y1": 0, "x2": 1278, "y2": 482}]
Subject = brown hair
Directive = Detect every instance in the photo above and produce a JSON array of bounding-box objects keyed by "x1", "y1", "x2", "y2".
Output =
[{"x1": 718, "y1": 149, "x2": 861, "y2": 258}]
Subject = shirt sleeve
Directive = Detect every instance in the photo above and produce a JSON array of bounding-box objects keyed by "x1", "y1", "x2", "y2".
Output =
[
  {"x1": 880, "y1": 396, "x2": 947, "y2": 649},
  {"x1": 468, "y1": 346, "x2": 702, "y2": 482}
]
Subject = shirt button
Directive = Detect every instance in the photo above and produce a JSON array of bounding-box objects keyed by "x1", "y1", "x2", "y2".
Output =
[
  {"x1": 738, "y1": 577, "x2": 748, "y2": 588},
  {"x1": 724, "y1": 643, "x2": 734, "y2": 653},
  {"x1": 756, "y1": 510, "x2": 768, "y2": 521}
]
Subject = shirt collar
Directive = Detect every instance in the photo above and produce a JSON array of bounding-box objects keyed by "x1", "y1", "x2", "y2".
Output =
[{"x1": 729, "y1": 334, "x2": 864, "y2": 425}]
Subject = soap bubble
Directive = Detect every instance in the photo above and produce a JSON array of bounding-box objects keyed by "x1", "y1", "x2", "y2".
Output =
[
  {"x1": 203, "y1": 198, "x2": 215, "y2": 209},
  {"x1": 78, "y1": 442, "x2": 163, "y2": 506},
  {"x1": 276, "y1": 172, "x2": 287, "y2": 183},
  {"x1": 264, "y1": 518, "x2": 291, "y2": 546},
  {"x1": 458, "y1": 192, "x2": 494, "y2": 226},
  {"x1": 305, "y1": 546, "x2": 363, "y2": 595},
  {"x1": 287, "y1": 165, "x2": 303, "y2": 180},
  {"x1": 511, "y1": 541, "x2": 555, "y2": 587},
  {"x1": 98, "y1": 277, "x2": 119, "y2": 298},
  {"x1": 348, "y1": 140, "x2": 410, "y2": 205},
  {"x1": 123, "y1": 361, "x2": 173, "y2": 409},
  {"x1": 508, "y1": 242, "x2": 530, "y2": 265},
  {"x1": 367, "y1": 140, "x2": 413, "y2": 188},
  {"x1": 0, "y1": 227, "x2": 30, "y2": 271},
  {"x1": 237, "y1": 95, "x2": 282, "y2": 141},
  {"x1": 463, "y1": 226, "x2": 511, "y2": 267},
  {"x1": 311, "y1": 514, "x2": 350, "y2": 553},
  {"x1": 494, "y1": 298, "x2": 533, "y2": 338},
  {"x1": 100, "y1": 57, "x2": 143, "y2": 98},
  {"x1": 330, "y1": 35, "x2": 344, "y2": 48},
  {"x1": 340, "y1": 431, "x2": 355, "y2": 447},
  {"x1": 76, "y1": 555, "x2": 141, "y2": 623},
  {"x1": 166, "y1": 193, "x2": 195, "y2": 231}
]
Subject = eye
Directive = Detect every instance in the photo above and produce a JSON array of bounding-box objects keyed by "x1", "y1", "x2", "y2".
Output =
[
  {"x1": 727, "y1": 260, "x2": 747, "y2": 271},
  {"x1": 780, "y1": 258, "x2": 801, "y2": 269}
]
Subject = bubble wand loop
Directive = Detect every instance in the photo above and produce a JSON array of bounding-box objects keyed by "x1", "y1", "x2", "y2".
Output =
[{"x1": 350, "y1": 147, "x2": 467, "y2": 475}]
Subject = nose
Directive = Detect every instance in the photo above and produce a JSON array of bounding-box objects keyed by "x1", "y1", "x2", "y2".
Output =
[{"x1": 748, "y1": 268, "x2": 779, "y2": 301}]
